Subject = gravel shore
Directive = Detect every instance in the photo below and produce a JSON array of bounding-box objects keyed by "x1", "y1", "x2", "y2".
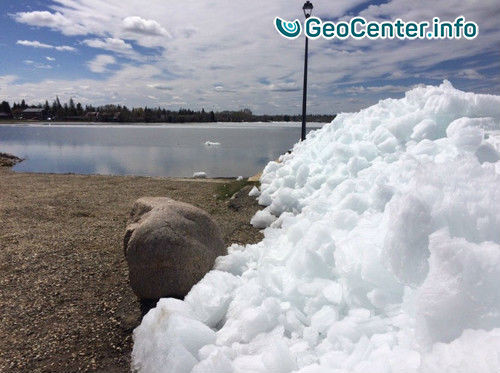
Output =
[{"x1": 0, "y1": 165, "x2": 262, "y2": 372}]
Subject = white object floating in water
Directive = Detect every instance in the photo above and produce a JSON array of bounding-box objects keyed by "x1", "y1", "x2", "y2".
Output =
[
  {"x1": 204, "y1": 141, "x2": 221, "y2": 146},
  {"x1": 193, "y1": 172, "x2": 207, "y2": 179},
  {"x1": 236, "y1": 176, "x2": 243, "y2": 181}
]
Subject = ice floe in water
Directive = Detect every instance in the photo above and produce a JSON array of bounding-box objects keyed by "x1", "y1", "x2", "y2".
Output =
[
  {"x1": 205, "y1": 141, "x2": 221, "y2": 146},
  {"x1": 132, "y1": 81, "x2": 500, "y2": 372}
]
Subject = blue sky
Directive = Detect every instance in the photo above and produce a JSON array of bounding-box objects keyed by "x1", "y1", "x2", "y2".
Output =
[{"x1": 0, "y1": 0, "x2": 498, "y2": 114}]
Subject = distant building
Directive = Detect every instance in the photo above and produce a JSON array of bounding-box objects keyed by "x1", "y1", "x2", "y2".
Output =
[
  {"x1": 22, "y1": 108, "x2": 47, "y2": 120},
  {"x1": 83, "y1": 112, "x2": 99, "y2": 121},
  {"x1": 96, "y1": 112, "x2": 114, "y2": 122},
  {"x1": 0, "y1": 112, "x2": 13, "y2": 120}
]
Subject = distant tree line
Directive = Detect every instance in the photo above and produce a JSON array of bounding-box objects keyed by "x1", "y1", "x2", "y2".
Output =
[{"x1": 0, "y1": 98, "x2": 336, "y2": 123}]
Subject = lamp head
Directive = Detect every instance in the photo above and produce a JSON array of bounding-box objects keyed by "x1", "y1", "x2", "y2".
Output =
[{"x1": 303, "y1": 1, "x2": 313, "y2": 18}]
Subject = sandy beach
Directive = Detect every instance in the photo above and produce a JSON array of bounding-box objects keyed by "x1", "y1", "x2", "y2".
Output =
[{"x1": 0, "y1": 161, "x2": 262, "y2": 372}]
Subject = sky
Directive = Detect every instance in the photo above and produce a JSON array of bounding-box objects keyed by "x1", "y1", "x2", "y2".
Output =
[{"x1": 0, "y1": 0, "x2": 498, "y2": 114}]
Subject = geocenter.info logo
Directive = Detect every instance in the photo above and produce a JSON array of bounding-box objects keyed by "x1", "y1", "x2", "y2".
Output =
[{"x1": 274, "y1": 16, "x2": 478, "y2": 40}]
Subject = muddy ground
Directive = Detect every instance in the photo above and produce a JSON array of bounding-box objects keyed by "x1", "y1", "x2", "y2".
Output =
[{"x1": 0, "y1": 160, "x2": 262, "y2": 372}]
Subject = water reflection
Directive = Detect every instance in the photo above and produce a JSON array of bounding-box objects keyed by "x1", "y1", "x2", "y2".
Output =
[{"x1": 0, "y1": 123, "x2": 323, "y2": 177}]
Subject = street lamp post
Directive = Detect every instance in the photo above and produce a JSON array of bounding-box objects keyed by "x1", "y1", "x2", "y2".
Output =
[{"x1": 301, "y1": 1, "x2": 313, "y2": 141}]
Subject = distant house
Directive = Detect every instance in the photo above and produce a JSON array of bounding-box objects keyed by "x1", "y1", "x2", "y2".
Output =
[
  {"x1": 97, "y1": 112, "x2": 114, "y2": 122},
  {"x1": 22, "y1": 108, "x2": 47, "y2": 120},
  {"x1": 83, "y1": 112, "x2": 99, "y2": 121},
  {"x1": 0, "y1": 112, "x2": 13, "y2": 120}
]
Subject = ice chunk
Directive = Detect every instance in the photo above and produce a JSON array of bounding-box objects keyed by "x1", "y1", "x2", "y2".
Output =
[
  {"x1": 193, "y1": 171, "x2": 207, "y2": 179},
  {"x1": 248, "y1": 186, "x2": 260, "y2": 197},
  {"x1": 384, "y1": 195, "x2": 432, "y2": 286},
  {"x1": 185, "y1": 271, "x2": 241, "y2": 328},
  {"x1": 416, "y1": 230, "x2": 500, "y2": 344},
  {"x1": 446, "y1": 117, "x2": 484, "y2": 152},
  {"x1": 421, "y1": 328, "x2": 500, "y2": 373},
  {"x1": 250, "y1": 209, "x2": 277, "y2": 228},
  {"x1": 192, "y1": 350, "x2": 233, "y2": 373},
  {"x1": 262, "y1": 339, "x2": 297, "y2": 372},
  {"x1": 132, "y1": 300, "x2": 216, "y2": 373},
  {"x1": 411, "y1": 119, "x2": 442, "y2": 141},
  {"x1": 475, "y1": 142, "x2": 500, "y2": 163}
]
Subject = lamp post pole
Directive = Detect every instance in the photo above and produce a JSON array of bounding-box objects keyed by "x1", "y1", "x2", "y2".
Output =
[{"x1": 301, "y1": 1, "x2": 313, "y2": 141}]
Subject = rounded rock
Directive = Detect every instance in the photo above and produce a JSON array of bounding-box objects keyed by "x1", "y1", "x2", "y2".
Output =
[{"x1": 124, "y1": 197, "x2": 226, "y2": 300}]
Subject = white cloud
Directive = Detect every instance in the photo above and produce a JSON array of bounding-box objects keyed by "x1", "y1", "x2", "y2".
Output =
[
  {"x1": 82, "y1": 37, "x2": 142, "y2": 60},
  {"x1": 87, "y1": 55, "x2": 117, "y2": 73},
  {"x1": 122, "y1": 16, "x2": 168, "y2": 36},
  {"x1": 13, "y1": 10, "x2": 88, "y2": 35},
  {"x1": 15, "y1": 10, "x2": 68, "y2": 28},
  {"x1": 17, "y1": 40, "x2": 52, "y2": 48},
  {"x1": 267, "y1": 82, "x2": 301, "y2": 92},
  {"x1": 55, "y1": 45, "x2": 76, "y2": 52},
  {"x1": 16, "y1": 39, "x2": 76, "y2": 52},
  {"x1": 83, "y1": 38, "x2": 131, "y2": 53},
  {"x1": 0, "y1": 65, "x2": 166, "y2": 105},
  {"x1": 457, "y1": 69, "x2": 484, "y2": 80},
  {"x1": 23, "y1": 59, "x2": 53, "y2": 69},
  {"x1": 46, "y1": 57, "x2": 56, "y2": 61},
  {"x1": 6, "y1": 0, "x2": 500, "y2": 113},
  {"x1": 344, "y1": 85, "x2": 411, "y2": 94},
  {"x1": 147, "y1": 84, "x2": 173, "y2": 91}
]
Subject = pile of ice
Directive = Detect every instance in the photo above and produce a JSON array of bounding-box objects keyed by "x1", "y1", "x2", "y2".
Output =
[{"x1": 132, "y1": 81, "x2": 500, "y2": 372}]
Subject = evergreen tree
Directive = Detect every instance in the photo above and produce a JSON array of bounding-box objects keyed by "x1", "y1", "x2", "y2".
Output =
[
  {"x1": 76, "y1": 102, "x2": 83, "y2": 116},
  {"x1": 69, "y1": 98, "x2": 77, "y2": 116},
  {"x1": 3, "y1": 97, "x2": 335, "y2": 123},
  {"x1": 63, "y1": 103, "x2": 69, "y2": 118},
  {"x1": 0, "y1": 101, "x2": 11, "y2": 114}
]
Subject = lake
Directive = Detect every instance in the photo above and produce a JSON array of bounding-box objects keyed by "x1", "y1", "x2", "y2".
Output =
[{"x1": 0, "y1": 122, "x2": 324, "y2": 178}]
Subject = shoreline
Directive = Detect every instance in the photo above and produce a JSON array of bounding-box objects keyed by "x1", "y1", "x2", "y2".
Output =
[
  {"x1": 0, "y1": 166, "x2": 263, "y2": 372},
  {"x1": 0, "y1": 120, "x2": 327, "y2": 127},
  {"x1": 0, "y1": 152, "x2": 23, "y2": 167},
  {"x1": 1, "y1": 149, "x2": 257, "y2": 182}
]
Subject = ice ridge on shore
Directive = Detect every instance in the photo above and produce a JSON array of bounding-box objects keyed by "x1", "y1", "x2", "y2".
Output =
[{"x1": 132, "y1": 81, "x2": 500, "y2": 373}]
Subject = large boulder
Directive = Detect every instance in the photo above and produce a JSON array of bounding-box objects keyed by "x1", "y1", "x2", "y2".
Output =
[{"x1": 124, "y1": 197, "x2": 226, "y2": 301}]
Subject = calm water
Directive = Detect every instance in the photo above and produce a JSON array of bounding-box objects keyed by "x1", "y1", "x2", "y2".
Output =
[{"x1": 0, "y1": 122, "x2": 323, "y2": 178}]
